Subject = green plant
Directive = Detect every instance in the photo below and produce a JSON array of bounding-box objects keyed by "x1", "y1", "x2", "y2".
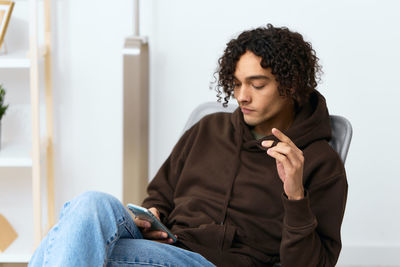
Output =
[{"x1": 0, "y1": 84, "x2": 9, "y2": 121}]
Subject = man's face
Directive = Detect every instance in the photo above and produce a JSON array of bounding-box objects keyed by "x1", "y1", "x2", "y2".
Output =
[{"x1": 233, "y1": 51, "x2": 294, "y2": 135}]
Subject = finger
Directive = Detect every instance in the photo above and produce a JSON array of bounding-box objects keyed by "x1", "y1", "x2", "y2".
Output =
[
  {"x1": 154, "y1": 238, "x2": 175, "y2": 244},
  {"x1": 148, "y1": 207, "x2": 160, "y2": 220},
  {"x1": 271, "y1": 128, "x2": 296, "y2": 147},
  {"x1": 271, "y1": 128, "x2": 303, "y2": 157},
  {"x1": 261, "y1": 140, "x2": 274, "y2": 148},
  {"x1": 166, "y1": 237, "x2": 176, "y2": 244},
  {"x1": 143, "y1": 231, "x2": 167, "y2": 240},
  {"x1": 143, "y1": 230, "x2": 168, "y2": 240},
  {"x1": 269, "y1": 142, "x2": 303, "y2": 166},
  {"x1": 267, "y1": 148, "x2": 294, "y2": 174},
  {"x1": 153, "y1": 235, "x2": 177, "y2": 244},
  {"x1": 134, "y1": 218, "x2": 151, "y2": 228}
]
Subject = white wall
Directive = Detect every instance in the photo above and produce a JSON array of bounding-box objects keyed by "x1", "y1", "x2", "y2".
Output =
[
  {"x1": 52, "y1": 0, "x2": 133, "y2": 205},
  {"x1": 51, "y1": 0, "x2": 400, "y2": 265}
]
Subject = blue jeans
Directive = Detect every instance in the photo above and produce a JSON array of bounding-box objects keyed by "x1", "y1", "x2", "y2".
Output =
[{"x1": 29, "y1": 191, "x2": 215, "y2": 267}]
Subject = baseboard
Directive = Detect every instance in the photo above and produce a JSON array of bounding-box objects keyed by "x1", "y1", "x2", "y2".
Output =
[{"x1": 337, "y1": 245, "x2": 400, "y2": 266}]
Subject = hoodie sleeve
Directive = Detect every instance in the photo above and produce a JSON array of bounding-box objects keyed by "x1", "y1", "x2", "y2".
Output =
[
  {"x1": 141, "y1": 126, "x2": 196, "y2": 223},
  {"x1": 280, "y1": 169, "x2": 348, "y2": 267}
]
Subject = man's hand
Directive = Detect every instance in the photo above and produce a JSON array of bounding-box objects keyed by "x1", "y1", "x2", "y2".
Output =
[
  {"x1": 132, "y1": 207, "x2": 176, "y2": 244},
  {"x1": 262, "y1": 128, "x2": 305, "y2": 200}
]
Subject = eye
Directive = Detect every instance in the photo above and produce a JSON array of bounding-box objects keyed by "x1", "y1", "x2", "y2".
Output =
[{"x1": 252, "y1": 84, "x2": 265, "y2": 89}]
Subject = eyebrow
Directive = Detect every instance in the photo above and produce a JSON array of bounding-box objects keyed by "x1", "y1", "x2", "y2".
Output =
[{"x1": 233, "y1": 75, "x2": 272, "y2": 82}]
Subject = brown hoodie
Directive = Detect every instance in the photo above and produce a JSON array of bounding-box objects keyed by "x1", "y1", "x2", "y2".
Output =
[{"x1": 142, "y1": 91, "x2": 348, "y2": 267}]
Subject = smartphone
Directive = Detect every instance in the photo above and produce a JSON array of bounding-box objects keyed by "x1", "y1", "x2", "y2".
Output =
[{"x1": 127, "y1": 203, "x2": 177, "y2": 243}]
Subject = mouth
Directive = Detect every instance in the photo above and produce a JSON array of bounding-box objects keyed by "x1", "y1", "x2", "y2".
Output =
[{"x1": 240, "y1": 107, "x2": 254, "y2": 114}]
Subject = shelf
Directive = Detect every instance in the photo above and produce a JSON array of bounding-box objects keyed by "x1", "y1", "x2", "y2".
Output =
[
  {"x1": 0, "y1": 254, "x2": 31, "y2": 263},
  {"x1": 0, "y1": 51, "x2": 30, "y2": 69},
  {"x1": 0, "y1": 142, "x2": 32, "y2": 167},
  {"x1": 0, "y1": 45, "x2": 47, "y2": 69}
]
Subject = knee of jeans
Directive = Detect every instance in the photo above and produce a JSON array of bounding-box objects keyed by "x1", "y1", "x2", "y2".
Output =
[{"x1": 75, "y1": 191, "x2": 120, "y2": 215}]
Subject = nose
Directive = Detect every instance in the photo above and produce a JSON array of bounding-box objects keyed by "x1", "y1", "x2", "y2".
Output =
[{"x1": 235, "y1": 85, "x2": 251, "y2": 103}]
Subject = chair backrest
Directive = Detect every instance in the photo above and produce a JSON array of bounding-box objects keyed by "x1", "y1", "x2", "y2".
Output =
[
  {"x1": 329, "y1": 115, "x2": 353, "y2": 163},
  {"x1": 183, "y1": 102, "x2": 352, "y2": 163}
]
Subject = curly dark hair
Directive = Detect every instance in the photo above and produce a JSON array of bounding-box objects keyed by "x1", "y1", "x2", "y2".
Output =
[{"x1": 213, "y1": 24, "x2": 322, "y2": 108}]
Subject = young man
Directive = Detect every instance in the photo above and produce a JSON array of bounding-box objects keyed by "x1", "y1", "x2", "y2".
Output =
[{"x1": 29, "y1": 24, "x2": 347, "y2": 267}]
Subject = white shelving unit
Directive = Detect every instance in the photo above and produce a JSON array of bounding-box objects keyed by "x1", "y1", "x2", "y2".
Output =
[
  {"x1": 0, "y1": 255, "x2": 32, "y2": 264},
  {"x1": 0, "y1": 51, "x2": 30, "y2": 68},
  {"x1": 0, "y1": 142, "x2": 32, "y2": 167},
  {"x1": 0, "y1": 0, "x2": 54, "y2": 264}
]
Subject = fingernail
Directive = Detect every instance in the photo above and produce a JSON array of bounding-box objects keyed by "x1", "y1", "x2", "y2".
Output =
[
  {"x1": 261, "y1": 141, "x2": 266, "y2": 146},
  {"x1": 262, "y1": 140, "x2": 273, "y2": 147}
]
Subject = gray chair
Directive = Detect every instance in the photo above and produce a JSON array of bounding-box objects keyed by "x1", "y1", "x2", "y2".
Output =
[
  {"x1": 183, "y1": 102, "x2": 352, "y2": 163},
  {"x1": 329, "y1": 115, "x2": 353, "y2": 163}
]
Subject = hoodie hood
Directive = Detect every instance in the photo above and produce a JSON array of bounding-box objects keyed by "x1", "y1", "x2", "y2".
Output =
[{"x1": 231, "y1": 90, "x2": 332, "y2": 151}]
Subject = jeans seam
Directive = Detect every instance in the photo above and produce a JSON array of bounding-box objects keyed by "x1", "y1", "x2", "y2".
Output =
[
  {"x1": 43, "y1": 225, "x2": 58, "y2": 266},
  {"x1": 42, "y1": 202, "x2": 70, "y2": 266},
  {"x1": 103, "y1": 219, "x2": 127, "y2": 267},
  {"x1": 107, "y1": 259, "x2": 173, "y2": 267},
  {"x1": 122, "y1": 215, "x2": 137, "y2": 238}
]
